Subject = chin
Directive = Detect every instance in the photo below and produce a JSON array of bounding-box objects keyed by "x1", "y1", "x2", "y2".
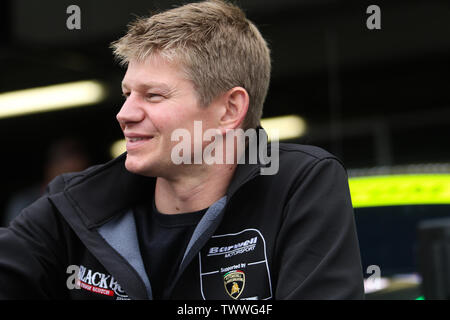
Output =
[
  {"x1": 124, "y1": 153, "x2": 148, "y2": 175},
  {"x1": 124, "y1": 153, "x2": 164, "y2": 177}
]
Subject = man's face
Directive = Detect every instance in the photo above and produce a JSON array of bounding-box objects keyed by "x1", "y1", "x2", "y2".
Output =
[{"x1": 116, "y1": 55, "x2": 217, "y2": 177}]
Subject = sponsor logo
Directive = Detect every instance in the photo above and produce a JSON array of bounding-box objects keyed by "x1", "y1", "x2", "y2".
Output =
[
  {"x1": 77, "y1": 279, "x2": 114, "y2": 297},
  {"x1": 66, "y1": 265, "x2": 129, "y2": 299},
  {"x1": 207, "y1": 237, "x2": 257, "y2": 258},
  {"x1": 223, "y1": 270, "x2": 245, "y2": 299},
  {"x1": 199, "y1": 229, "x2": 273, "y2": 300}
]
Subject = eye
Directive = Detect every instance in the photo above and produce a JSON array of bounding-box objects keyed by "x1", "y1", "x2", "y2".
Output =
[
  {"x1": 145, "y1": 93, "x2": 164, "y2": 102},
  {"x1": 122, "y1": 92, "x2": 130, "y2": 100}
]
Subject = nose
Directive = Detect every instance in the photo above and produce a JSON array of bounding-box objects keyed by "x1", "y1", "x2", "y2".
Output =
[{"x1": 116, "y1": 93, "x2": 145, "y2": 127}]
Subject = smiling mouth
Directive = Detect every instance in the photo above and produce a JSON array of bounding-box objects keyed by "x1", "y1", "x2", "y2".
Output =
[{"x1": 125, "y1": 136, "x2": 154, "y2": 150}]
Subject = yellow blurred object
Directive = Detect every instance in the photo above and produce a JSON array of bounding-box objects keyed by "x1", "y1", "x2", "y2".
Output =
[
  {"x1": 0, "y1": 80, "x2": 107, "y2": 119},
  {"x1": 349, "y1": 174, "x2": 450, "y2": 208},
  {"x1": 260, "y1": 115, "x2": 306, "y2": 141}
]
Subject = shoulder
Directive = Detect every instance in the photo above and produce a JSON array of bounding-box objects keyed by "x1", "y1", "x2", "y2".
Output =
[
  {"x1": 45, "y1": 153, "x2": 127, "y2": 194},
  {"x1": 276, "y1": 143, "x2": 346, "y2": 173},
  {"x1": 256, "y1": 143, "x2": 349, "y2": 197},
  {"x1": 8, "y1": 154, "x2": 128, "y2": 233},
  {"x1": 278, "y1": 143, "x2": 338, "y2": 160}
]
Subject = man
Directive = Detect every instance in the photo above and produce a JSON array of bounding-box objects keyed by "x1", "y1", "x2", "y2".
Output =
[{"x1": 0, "y1": 0, "x2": 364, "y2": 299}]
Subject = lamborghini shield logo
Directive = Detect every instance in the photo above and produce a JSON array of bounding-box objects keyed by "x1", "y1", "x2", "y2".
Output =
[{"x1": 223, "y1": 270, "x2": 245, "y2": 299}]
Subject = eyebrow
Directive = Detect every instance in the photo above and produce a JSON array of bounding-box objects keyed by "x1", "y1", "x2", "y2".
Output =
[{"x1": 121, "y1": 81, "x2": 171, "y2": 93}]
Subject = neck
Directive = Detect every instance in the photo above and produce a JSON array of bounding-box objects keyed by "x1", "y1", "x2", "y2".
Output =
[{"x1": 154, "y1": 164, "x2": 236, "y2": 214}]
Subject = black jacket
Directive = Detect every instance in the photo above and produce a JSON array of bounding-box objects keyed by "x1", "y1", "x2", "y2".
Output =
[{"x1": 0, "y1": 143, "x2": 364, "y2": 300}]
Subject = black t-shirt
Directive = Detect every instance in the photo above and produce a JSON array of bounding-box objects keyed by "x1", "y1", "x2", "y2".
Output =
[{"x1": 133, "y1": 198, "x2": 207, "y2": 300}]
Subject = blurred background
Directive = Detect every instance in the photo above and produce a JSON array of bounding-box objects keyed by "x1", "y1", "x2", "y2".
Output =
[{"x1": 0, "y1": 0, "x2": 449, "y2": 299}]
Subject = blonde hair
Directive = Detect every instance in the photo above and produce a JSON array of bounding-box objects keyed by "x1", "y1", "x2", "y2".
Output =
[{"x1": 111, "y1": 0, "x2": 271, "y2": 129}]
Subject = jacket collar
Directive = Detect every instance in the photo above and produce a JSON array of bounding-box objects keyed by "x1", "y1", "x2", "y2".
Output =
[{"x1": 63, "y1": 154, "x2": 155, "y2": 229}]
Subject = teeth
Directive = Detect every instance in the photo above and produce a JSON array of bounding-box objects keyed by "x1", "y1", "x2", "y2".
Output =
[{"x1": 129, "y1": 137, "x2": 145, "y2": 142}]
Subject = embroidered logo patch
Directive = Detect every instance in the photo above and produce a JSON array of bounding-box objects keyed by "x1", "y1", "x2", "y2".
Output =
[
  {"x1": 223, "y1": 270, "x2": 245, "y2": 299},
  {"x1": 199, "y1": 228, "x2": 273, "y2": 300},
  {"x1": 66, "y1": 264, "x2": 130, "y2": 300}
]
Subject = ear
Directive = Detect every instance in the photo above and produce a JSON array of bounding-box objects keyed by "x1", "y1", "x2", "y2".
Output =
[{"x1": 218, "y1": 86, "x2": 249, "y2": 132}]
